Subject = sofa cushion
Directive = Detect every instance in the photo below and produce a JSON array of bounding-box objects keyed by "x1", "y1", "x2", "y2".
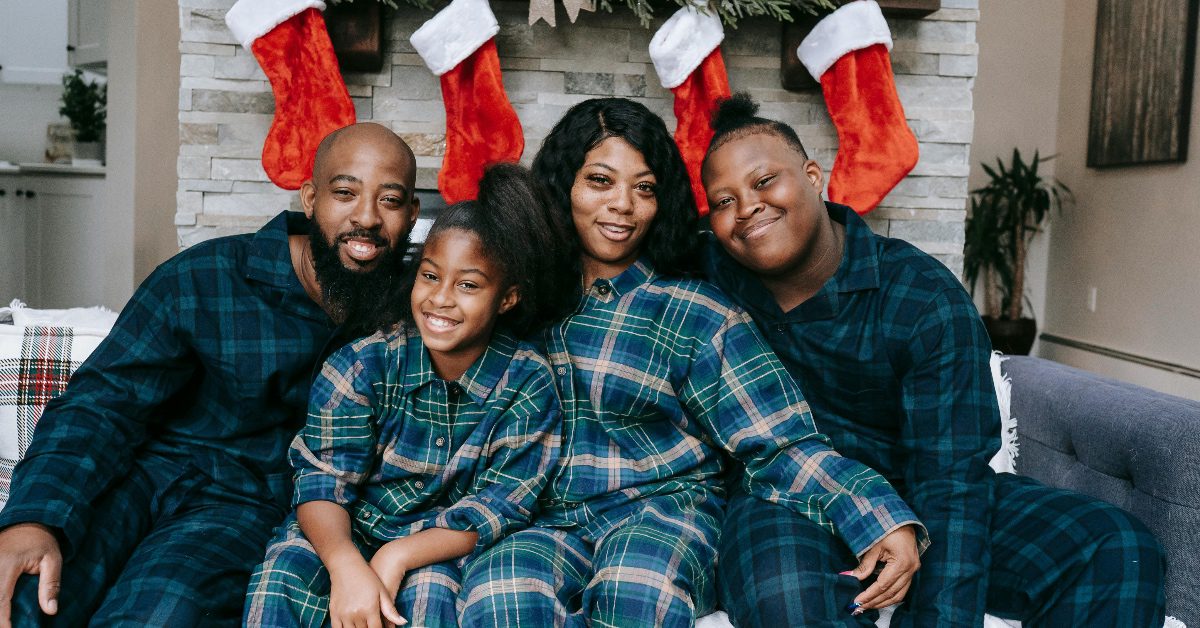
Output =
[{"x1": 0, "y1": 324, "x2": 109, "y2": 509}]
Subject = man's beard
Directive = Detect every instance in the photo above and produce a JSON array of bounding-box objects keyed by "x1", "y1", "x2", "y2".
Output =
[{"x1": 309, "y1": 221, "x2": 410, "y2": 333}]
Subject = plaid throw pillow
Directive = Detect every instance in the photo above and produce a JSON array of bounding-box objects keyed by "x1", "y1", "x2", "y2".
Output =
[{"x1": 0, "y1": 324, "x2": 109, "y2": 508}]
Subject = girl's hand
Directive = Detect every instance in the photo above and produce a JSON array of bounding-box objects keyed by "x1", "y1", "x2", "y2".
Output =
[
  {"x1": 844, "y1": 524, "x2": 920, "y2": 615},
  {"x1": 368, "y1": 539, "x2": 411, "y2": 601},
  {"x1": 329, "y1": 560, "x2": 407, "y2": 628}
]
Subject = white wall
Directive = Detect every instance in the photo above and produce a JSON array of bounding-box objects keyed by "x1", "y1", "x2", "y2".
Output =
[
  {"x1": 1041, "y1": 0, "x2": 1200, "y2": 399},
  {"x1": 0, "y1": 84, "x2": 64, "y2": 163},
  {"x1": 971, "y1": 0, "x2": 1066, "y2": 347}
]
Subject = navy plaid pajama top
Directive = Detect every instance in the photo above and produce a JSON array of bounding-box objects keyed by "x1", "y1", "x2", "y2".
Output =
[
  {"x1": 706, "y1": 202, "x2": 1002, "y2": 620},
  {"x1": 0, "y1": 211, "x2": 339, "y2": 553}
]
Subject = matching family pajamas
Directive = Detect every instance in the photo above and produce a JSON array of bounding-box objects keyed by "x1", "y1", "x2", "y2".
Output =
[
  {"x1": 458, "y1": 260, "x2": 925, "y2": 628},
  {"x1": 706, "y1": 202, "x2": 1166, "y2": 627},
  {"x1": 244, "y1": 325, "x2": 562, "y2": 628},
  {"x1": 1, "y1": 211, "x2": 340, "y2": 625}
]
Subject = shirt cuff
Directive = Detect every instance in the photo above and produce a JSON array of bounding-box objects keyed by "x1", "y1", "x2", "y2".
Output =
[
  {"x1": 826, "y1": 492, "x2": 930, "y2": 558},
  {"x1": 430, "y1": 496, "x2": 527, "y2": 559},
  {"x1": 292, "y1": 472, "x2": 354, "y2": 507}
]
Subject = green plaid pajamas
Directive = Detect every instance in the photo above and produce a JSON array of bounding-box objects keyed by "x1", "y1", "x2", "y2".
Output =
[
  {"x1": 459, "y1": 260, "x2": 922, "y2": 627},
  {"x1": 246, "y1": 325, "x2": 562, "y2": 627}
]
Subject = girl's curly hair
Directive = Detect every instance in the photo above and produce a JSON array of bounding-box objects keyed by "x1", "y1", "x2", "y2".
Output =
[{"x1": 401, "y1": 163, "x2": 576, "y2": 337}]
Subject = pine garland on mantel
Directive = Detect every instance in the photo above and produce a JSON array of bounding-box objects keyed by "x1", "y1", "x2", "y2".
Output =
[{"x1": 330, "y1": 0, "x2": 837, "y2": 26}]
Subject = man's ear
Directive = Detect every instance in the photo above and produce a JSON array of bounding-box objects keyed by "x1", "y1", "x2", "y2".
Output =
[
  {"x1": 803, "y1": 159, "x2": 825, "y2": 193},
  {"x1": 498, "y1": 285, "x2": 521, "y2": 315},
  {"x1": 300, "y1": 180, "x2": 317, "y2": 218},
  {"x1": 406, "y1": 194, "x2": 421, "y2": 233}
]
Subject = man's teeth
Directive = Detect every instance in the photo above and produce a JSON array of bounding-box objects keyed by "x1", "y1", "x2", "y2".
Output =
[{"x1": 349, "y1": 241, "x2": 376, "y2": 254}]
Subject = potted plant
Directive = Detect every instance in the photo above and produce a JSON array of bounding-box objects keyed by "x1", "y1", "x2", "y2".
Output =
[
  {"x1": 963, "y1": 149, "x2": 1072, "y2": 355},
  {"x1": 59, "y1": 69, "x2": 107, "y2": 165}
]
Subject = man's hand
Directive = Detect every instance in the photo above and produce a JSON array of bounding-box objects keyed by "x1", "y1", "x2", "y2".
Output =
[
  {"x1": 844, "y1": 524, "x2": 920, "y2": 615},
  {"x1": 328, "y1": 559, "x2": 406, "y2": 628},
  {"x1": 0, "y1": 523, "x2": 62, "y2": 628}
]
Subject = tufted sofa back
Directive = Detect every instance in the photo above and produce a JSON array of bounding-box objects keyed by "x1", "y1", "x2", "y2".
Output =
[{"x1": 1002, "y1": 356, "x2": 1200, "y2": 625}]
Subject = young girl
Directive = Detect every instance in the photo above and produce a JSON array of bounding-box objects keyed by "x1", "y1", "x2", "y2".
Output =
[
  {"x1": 244, "y1": 164, "x2": 574, "y2": 628},
  {"x1": 457, "y1": 98, "x2": 925, "y2": 627}
]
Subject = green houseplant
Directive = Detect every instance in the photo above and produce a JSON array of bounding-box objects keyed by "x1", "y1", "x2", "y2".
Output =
[
  {"x1": 59, "y1": 70, "x2": 107, "y2": 163},
  {"x1": 963, "y1": 149, "x2": 1072, "y2": 355}
]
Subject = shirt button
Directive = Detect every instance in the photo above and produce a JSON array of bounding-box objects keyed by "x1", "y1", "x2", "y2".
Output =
[
  {"x1": 775, "y1": 324, "x2": 786, "y2": 333},
  {"x1": 415, "y1": 481, "x2": 425, "y2": 490},
  {"x1": 436, "y1": 437, "x2": 445, "y2": 447},
  {"x1": 597, "y1": 284, "x2": 611, "y2": 296},
  {"x1": 556, "y1": 366, "x2": 566, "y2": 376}
]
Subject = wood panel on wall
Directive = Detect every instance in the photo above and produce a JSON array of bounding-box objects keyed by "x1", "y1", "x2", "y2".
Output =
[{"x1": 1087, "y1": 0, "x2": 1199, "y2": 167}]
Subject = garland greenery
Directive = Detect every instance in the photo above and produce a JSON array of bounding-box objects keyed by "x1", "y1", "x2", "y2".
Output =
[{"x1": 326, "y1": 0, "x2": 837, "y2": 27}]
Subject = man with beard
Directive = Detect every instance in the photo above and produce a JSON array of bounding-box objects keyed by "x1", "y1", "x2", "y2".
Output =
[{"x1": 0, "y1": 122, "x2": 420, "y2": 627}]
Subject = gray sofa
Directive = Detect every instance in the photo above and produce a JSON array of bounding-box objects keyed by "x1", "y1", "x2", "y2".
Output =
[{"x1": 1003, "y1": 355, "x2": 1200, "y2": 625}]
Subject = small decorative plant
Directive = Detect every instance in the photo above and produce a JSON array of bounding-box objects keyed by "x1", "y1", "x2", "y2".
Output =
[
  {"x1": 59, "y1": 70, "x2": 107, "y2": 144},
  {"x1": 963, "y1": 149, "x2": 1072, "y2": 353}
]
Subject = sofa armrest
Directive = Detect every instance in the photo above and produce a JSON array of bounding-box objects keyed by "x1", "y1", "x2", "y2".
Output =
[{"x1": 1001, "y1": 355, "x2": 1200, "y2": 625}]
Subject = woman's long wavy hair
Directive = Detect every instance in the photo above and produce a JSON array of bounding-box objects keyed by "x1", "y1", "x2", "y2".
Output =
[{"x1": 531, "y1": 98, "x2": 701, "y2": 283}]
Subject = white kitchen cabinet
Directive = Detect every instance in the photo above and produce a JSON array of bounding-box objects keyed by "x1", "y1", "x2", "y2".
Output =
[
  {"x1": 0, "y1": 175, "x2": 26, "y2": 303},
  {"x1": 0, "y1": 0, "x2": 69, "y2": 84},
  {"x1": 1, "y1": 170, "x2": 114, "y2": 309},
  {"x1": 68, "y1": 0, "x2": 108, "y2": 68}
]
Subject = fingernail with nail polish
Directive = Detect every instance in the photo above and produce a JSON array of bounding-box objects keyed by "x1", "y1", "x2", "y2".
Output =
[
  {"x1": 845, "y1": 601, "x2": 861, "y2": 614},
  {"x1": 838, "y1": 570, "x2": 854, "y2": 576}
]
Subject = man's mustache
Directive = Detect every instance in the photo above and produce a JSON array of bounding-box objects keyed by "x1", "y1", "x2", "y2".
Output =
[{"x1": 336, "y1": 227, "x2": 388, "y2": 248}]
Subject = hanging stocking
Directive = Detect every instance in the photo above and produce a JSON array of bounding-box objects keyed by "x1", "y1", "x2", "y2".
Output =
[
  {"x1": 798, "y1": 0, "x2": 918, "y2": 214},
  {"x1": 225, "y1": 0, "x2": 357, "y2": 190},
  {"x1": 411, "y1": 0, "x2": 524, "y2": 203},
  {"x1": 649, "y1": 2, "x2": 731, "y2": 216}
]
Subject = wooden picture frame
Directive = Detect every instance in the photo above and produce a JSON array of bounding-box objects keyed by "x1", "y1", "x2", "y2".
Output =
[{"x1": 1086, "y1": 0, "x2": 1199, "y2": 168}]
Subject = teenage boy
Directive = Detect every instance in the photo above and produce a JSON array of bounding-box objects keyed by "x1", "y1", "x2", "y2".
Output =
[{"x1": 701, "y1": 94, "x2": 1165, "y2": 627}]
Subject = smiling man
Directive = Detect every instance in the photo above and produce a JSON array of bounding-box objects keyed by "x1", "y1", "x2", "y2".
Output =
[
  {"x1": 0, "y1": 123, "x2": 420, "y2": 627},
  {"x1": 701, "y1": 94, "x2": 1165, "y2": 627}
]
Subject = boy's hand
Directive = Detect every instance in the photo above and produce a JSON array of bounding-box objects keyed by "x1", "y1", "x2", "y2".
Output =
[
  {"x1": 368, "y1": 539, "x2": 410, "y2": 601},
  {"x1": 329, "y1": 559, "x2": 407, "y2": 628},
  {"x1": 0, "y1": 523, "x2": 62, "y2": 628},
  {"x1": 844, "y1": 524, "x2": 920, "y2": 615}
]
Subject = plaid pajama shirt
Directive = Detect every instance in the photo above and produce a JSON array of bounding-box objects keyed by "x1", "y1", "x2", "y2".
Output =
[
  {"x1": 706, "y1": 202, "x2": 1165, "y2": 627},
  {"x1": 245, "y1": 325, "x2": 562, "y2": 628},
  {"x1": 2, "y1": 211, "x2": 341, "y2": 626},
  {"x1": 459, "y1": 260, "x2": 924, "y2": 628}
]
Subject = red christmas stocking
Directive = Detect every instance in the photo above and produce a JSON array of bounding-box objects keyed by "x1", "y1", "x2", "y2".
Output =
[
  {"x1": 650, "y1": 3, "x2": 730, "y2": 216},
  {"x1": 226, "y1": 0, "x2": 356, "y2": 191},
  {"x1": 411, "y1": 0, "x2": 524, "y2": 203},
  {"x1": 798, "y1": 0, "x2": 918, "y2": 214}
]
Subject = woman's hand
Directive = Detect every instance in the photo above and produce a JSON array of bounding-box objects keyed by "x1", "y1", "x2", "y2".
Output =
[
  {"x1": 329, "y1": 558, "x2": 407, "y2": 628},
  {"x1": 844, "y1": 524, "x2": 920, "y2": 615}
]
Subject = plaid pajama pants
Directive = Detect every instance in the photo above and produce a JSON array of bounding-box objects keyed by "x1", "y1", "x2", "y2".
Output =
[
  {"x1": 244, "y1": 515, "x2": 462, "y2": 628},
  {"x1": 9, "y1": 455, "x2": 284, "y2": 627},
  {"x1": 717, "y1": 474, "x2": 1166, "y2": 628},
  {"x1": 458, "y1": 491, "x2": 722, "y2": 628}
]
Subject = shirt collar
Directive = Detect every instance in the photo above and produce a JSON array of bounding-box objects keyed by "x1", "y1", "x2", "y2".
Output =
[
  {"x1": 400, "y1": 324, "x2": 518, "y2": 406},
  {"x1": 704, "y1": 202, "x2": 881, "y2": 322},
  {"x1": 245, "y1": 211, "x2": 310, "y2": 288},
  {"x1": 830, "y1": 202, "x2": 881, "y2": 293},
  {"x1": 590, "y1": 258, "x2": 655, "y2": 298}
]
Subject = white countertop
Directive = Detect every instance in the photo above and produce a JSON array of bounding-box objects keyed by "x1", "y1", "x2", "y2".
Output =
[{"x1": 17, "y1": 162, "x2": 106, "y2": 176}]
